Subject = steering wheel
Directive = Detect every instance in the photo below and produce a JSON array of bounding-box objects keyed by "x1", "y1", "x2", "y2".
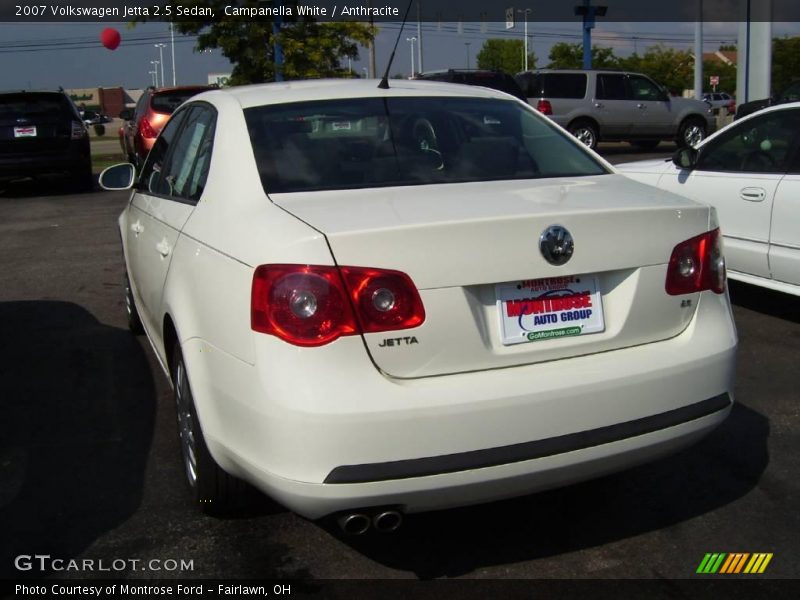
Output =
[{"x1": 411, "y1": 118, "x2": 444, "y2": 170}]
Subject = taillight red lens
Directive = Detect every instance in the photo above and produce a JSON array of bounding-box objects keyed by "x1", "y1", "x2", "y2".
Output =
[
  {"x1": 665, "y1": 228, "x2": 726, "y2": 295},
  {"x1": 536, "y1": 99, "x2": 553, "y2": 115},
  {"x1": 252, "y1": 264, "x2": 425, "y2": 346},
  {"x1": 138, "y1": 118, "x2": 157, "y2": 139},
  {"x1": 251, "y1": 265, "x2": 357, "y2": 347},
  {"x1": 340, "y1": 266, "x2": 426, "y2": 333}
]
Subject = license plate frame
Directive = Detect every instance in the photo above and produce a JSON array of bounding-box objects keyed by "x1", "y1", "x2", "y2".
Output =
[
  {"x1": 13, "y1": 126, "x2": 37, "y2": 138},
  {"x1": 496, "y1": 275, "x2": 605, "y2": 345}
]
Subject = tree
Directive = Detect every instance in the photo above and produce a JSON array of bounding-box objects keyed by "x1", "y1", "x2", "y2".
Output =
[
  {"x1": 547, "y1": 43, "x2": 620, "y2": 69},
  {"x1": 619, "y1": 44, "x2": 694, "y2": 93},
  {"x1": 476, "y1": 39, "x2": 536, "y2": 74},
  {"x1": 772, "y1": 36, "x2": 800, "y2": 93},
  {"x1": 139, "y1": 1, "x2": 374, "y2": 84}
]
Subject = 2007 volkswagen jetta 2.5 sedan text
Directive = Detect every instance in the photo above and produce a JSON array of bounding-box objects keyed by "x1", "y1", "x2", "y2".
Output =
[{"x1": 100, "y1": 79, "x2": 736, "y2": 534}]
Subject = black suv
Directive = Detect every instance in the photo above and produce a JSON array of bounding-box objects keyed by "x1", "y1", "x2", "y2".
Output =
[
  {"x1": 413, "y1": 70, "x2": 528, "y2": 102},
  {"x1": 736, "y1": 80, "x2": 800, "y2": 120},
  {"x1": 0, "y1": 89, "x2": 92, "y2": 191}
]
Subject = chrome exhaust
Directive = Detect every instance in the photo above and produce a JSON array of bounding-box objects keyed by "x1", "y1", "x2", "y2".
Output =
[
  {"x1": 337, "y1": 513, "x2": 371, "y2": 535},
  {"x1": 372, "y1": 510, "x2": 403, "y2": 533}
]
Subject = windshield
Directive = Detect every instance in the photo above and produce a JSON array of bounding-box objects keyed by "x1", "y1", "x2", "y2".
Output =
[{"x1": 245, "y1": 96, "x2": 608, "y2": 194}]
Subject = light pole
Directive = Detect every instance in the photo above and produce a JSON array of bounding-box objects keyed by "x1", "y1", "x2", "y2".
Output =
[
  {"x1": 517, "y1": 8, "x2": 532, "y2": 71},
  {"x1": 155, "y1": 43, "x2": 166, "y2": 89},
  {"x1": 170, "y1": 23, "x2": 177, "y2": 85},
  {"x1": 148, "y1": 70, "x2": 157, "y2": 87},
  {"x1": 465, "y1": 42, "x2": 471, "y2": 69},
  {"x1": 406, "y1": 37, "x2": 417, "y2": 77},
  {"x1": 150, "y1": 60, "x2": 160, "y2": 87},
  {"x1": 362, "y1": 67, "x2": 368, "y2": 79}
]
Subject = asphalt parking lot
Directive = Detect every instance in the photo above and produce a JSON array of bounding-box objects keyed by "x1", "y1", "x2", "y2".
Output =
[{"x1": 0, "y1": 145, "x2": 797, "y2": 585}]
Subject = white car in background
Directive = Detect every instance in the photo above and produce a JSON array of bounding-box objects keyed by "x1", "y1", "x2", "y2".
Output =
[
  {"x1": 618, "y1": 102, "x2": 800, "y2": 296},
  {"x1": 100, "y1": 79, "x2": 736, "y2": 534}
]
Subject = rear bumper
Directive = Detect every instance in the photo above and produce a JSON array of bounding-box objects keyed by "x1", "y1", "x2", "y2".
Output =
[
  {"x1": 325, "y1": 393, "x2": 731, "y2": 484},
  {"x1": 182, "y1": 290, "x2": 737, "y2": 519},
  {"x1": 0, "y1": 143, "x2": 90, "y2": 180}
]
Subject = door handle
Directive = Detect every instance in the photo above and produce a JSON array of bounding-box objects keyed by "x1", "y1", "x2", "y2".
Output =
[
  {"x1": 131, "y1": 220, "x2": 143, "y2": 234},
  {"x1": 594, "y1": 102, "x2": 603, "y2": 108},
  {"x1": 156, "y1": 239, "x2": 171, "y2": 257},
  {"x1": 740, "y1": 187, "x2": 766, "y2": 202},
  {"x1": 636, "y1": 103, "x2": 646, "y2": 109}
]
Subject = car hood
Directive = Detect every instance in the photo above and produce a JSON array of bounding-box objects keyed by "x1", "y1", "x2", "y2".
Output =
[{"x1": 615, "y1": 158, "x2": 673, "y2": 174}]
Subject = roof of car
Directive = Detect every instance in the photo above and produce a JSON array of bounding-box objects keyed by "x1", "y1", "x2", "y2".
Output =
[
  {"x1": 517, "y1": 68, "x2": 626, "y2": 74},
  {"x1": 198, "y1": 78, "x2": 513, "y2": 110},
  {"x1": 0, "y1": 89, "x2": 67, "y2": 95}
]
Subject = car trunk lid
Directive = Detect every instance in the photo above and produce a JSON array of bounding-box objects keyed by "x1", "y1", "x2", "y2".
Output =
[{"x1": 271, "y1": 175, "x2": 711, "y2": 378}]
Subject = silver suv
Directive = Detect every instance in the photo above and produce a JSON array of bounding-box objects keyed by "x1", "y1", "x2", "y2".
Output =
[{"x1": 515, "y1": 69, "x2": 715, "y2": 150}]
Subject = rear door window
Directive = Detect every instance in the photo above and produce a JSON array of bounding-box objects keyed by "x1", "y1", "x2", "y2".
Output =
[
  {"x1": 596, "y1": 74, "x2": 627, "y2": 100},
  {"x1": 141, "y1": 105, "x2": 216, "y2": 203}
]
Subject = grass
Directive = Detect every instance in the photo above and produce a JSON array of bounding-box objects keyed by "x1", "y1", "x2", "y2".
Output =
[{"x1": 92, "y1": 153, "x2": 127, "y2": 174}]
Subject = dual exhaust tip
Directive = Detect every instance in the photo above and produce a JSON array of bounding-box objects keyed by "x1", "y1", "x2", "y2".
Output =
[{"x1": 337, "y1": 509, "x2": 403, "y2": 535}]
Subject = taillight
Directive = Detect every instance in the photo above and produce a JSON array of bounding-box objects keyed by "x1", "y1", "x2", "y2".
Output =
[
  {"x1": 71, "y1": 121, "x2": 87, "y2": 140},
  {"x1": 536, "y1": 99, "x2": 553, "y2": 115},
  {"x1": 340, "y1": 266, "x2": 425, "y2": 333},
  {"x1": 665, "y1": 228, "x2": 726, "y2": 295},
  {"x1": 251, "y1": 264, "x2": 425, "y2": 346},
  {"x1": 138, "y1": 118, "x2": 157, "y2": 139}
]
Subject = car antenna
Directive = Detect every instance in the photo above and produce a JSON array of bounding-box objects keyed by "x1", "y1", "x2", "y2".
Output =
[{"x1": 377, "y1": 0, "x2": 415, "y2": 90}]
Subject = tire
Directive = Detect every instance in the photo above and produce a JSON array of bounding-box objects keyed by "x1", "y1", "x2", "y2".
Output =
[
  {"x1": 124, "y1": 272, "x2": 144, "y2": 335},
  {"x1": 172, "y1": 344, "x2": 247, "y2": 514},
  {"x1": 676, "y1": 118, "x2": 707, "y2": 148},
  {"x1": 568, "y1": 120, "x2": 599, "y2": 150},
  {"x1": 629, "y1": 140, "x2": 661, "y2": 151}
]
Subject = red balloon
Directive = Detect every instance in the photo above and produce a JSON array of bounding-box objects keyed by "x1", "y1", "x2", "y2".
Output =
[{"x1": 100, "y1": 28, "x2": 121, "y2": 51}]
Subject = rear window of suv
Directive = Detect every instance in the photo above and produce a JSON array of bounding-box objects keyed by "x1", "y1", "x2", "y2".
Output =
[
  {"x1": 517, "y1": 73, "x2": 587, "y2": 99},
  {"x1": 0, "y1": 93, "x2": 75, "y2": 119}
]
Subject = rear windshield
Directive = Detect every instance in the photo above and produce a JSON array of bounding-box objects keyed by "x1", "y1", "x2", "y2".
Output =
[
  {"x1": 245, "y1": 96, "x2": 607, "y2": 194},
  {"x1": 455, "y1": 73, "x2": 526, "y2": 101},
  {"x1": 518, "y1": 73, "x2": 587, "y2": 99},
  {"x1": 151, "y1": 89, "x2": 208, "y2": 114},
  {"x1": 0, "y1": 93, "x2": 75, "y2": 119}
]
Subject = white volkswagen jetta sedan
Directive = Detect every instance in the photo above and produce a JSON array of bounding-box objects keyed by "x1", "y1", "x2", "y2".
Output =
[
  {"x1": 618, "y1": 102, "x2": 800, "y2": 297},
  {"x1": 101, "y1": 79, "x2": 736, "y2": 533}
]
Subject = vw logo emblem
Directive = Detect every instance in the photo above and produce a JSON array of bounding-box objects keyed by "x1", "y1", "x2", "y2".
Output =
[{"x1": 539, "y1": 225, "x2": 574, "y2": 266}]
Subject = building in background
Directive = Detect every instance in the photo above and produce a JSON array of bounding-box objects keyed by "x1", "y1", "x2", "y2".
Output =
[{"x1": 67, "y1": 87, "x2": 136, "y2": 118}]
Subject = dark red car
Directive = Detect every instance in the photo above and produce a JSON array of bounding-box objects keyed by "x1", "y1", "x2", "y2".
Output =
[{"x1": 119, "y1": 85, "x2": 214, "y2": 166}]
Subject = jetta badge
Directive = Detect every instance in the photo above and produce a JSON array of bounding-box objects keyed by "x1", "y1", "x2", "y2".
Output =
[{"x1": 539, "y1": 225, "x2": 574, "y2": 266}]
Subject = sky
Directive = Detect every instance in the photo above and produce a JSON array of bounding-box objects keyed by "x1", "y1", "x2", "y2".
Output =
[{"x1": 1, "y1": 20, "x2": 799, "y2": 90}]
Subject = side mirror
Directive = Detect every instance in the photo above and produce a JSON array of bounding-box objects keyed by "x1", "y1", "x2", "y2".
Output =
[
  {"x1": 98, "y1": 163, "x2": 136, "y2": 190},
  {"x1": 119, "y1": 109, "x2": 133, "y2": 121},
  {"x1": 673, "y1": 147, "x2": 699, "y2": 170}
]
